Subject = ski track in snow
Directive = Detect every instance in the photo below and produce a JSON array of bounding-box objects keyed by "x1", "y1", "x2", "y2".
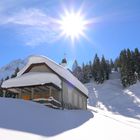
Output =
[
  {"x1": 0, "y1": 98, "x2": 140, "y2": 140},
  {"x1": 85, "y1": 71, "x2": 140, "y2": 119}
]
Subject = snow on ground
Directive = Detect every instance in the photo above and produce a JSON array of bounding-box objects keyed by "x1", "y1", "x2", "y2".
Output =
[
  {"x1": 85, "y1": 71, "x2": 140, "y2": 119},
  {"x1": 0, "y1": 97, "x2": 140, "y2": 140},
  {"x1": 0, "y1": 71, "x2": 140, "y2": 139}
]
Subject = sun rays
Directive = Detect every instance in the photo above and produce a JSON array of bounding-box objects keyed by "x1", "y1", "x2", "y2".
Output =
[{"x1": 54, "y1": 7, "x2": 95, "y2": 44}]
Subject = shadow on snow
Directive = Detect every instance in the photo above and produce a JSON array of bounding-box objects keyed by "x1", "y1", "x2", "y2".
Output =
[{"x1": 0, "y1": 98, "x2": 94, "y2": 137}]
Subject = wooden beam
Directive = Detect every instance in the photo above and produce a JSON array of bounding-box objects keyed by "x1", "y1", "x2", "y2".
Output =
[
  {"x1": 19, "y1": 89, "x2": 22, "y2": 99},
  {"x1": 8, "y1": 88, "x2": 20, "y2": 94},
  {"x1": 3, "y1": 90, "x2": 6, "y2": 97},
  {"x1": 49, "y1": 87, "x2": 52, "y2": 97},
  {"x1": 31, "y1": 88, "x2": 34, "y2": 100},
  {"x1": 34, "y1": 87, "x2": 45, "y2": 93},
  {"x1": 37, "y1": 85, "x2": 49, "y2": 91},
  {"x1": 61, "y1": 81, "x2": 64, "y2": 110},
  {"x1": 23, "y1": 87, "x2": 31, "y2": 93}
]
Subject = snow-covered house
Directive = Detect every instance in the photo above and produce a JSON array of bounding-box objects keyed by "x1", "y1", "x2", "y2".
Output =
[{"x1": 2, "y1": 56, "x2": 88, "y2": 110}]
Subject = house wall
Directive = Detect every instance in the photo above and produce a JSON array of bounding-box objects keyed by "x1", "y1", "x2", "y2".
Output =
[
  {"x1": 26, "y1": 64, "x2": 53, "y2": 73},
  {"x1": 25, "y1": 64, "x2": 61, "y2": 101},
  {"x1": 24, "y1": 63, "x2": 87, "y2": 110},
  {"x1": 62, "y1": 80, "x2": 87, "y2": 110}
]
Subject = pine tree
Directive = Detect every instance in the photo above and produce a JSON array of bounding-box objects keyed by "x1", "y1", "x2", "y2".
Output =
[
  {"x1": 72, "y1": 61, "x2": 84, "y2": 82},
  {"x1": 100, "y1": 56, "x2": 106, "y2": 82},
  {"x1": 119, "y1": 48, "x2": 138, "y2": 87},
  {"x1": 121, "y1": 65, "x2": 128, "y2": 87},
  {"x1": 72, "y1": 60, "x2": 78, "y2": 72},
  {"x1": 0, "y1": 78, "x2": 3, "y2": 86},
  {"x1": 106, "y1": 60, "x2": 111, "y2": 80},
  {"x1": 100, "y1": 56, "x2": 110, "y2": 81},
  {"x1": 15, "y1": 67, "x2": 20, "y2": 75},
  {"x1": 102, "y1": 56, "x2": 108, "y2": 79},
  {"x1": 110, "y1": 59, "x2": 114, "y2": 70},
  {"x1": 5, "y1": 76, "x2": 9, "y2": 81},
  {"x1": 89, "y1": 61, "x2": 93, "y2": 78},
  {"x1": 114, "y1": 58, "x2": 120, "y2": 71},
  {"x1": 126, "y1": 49, "x2": 137, "y2": 85},
  {"x1": 11, "y1": 67, "x2": 20, "y2": 78},
  {"x1": 82, "y1": 63, "x2": 90, "y2": 83},
  {"x1": 119, "y1": 49, "x2": 129, "y2": 87},
  {"x1": 92, "y1": 54, "x2": 102, "y2": 83},
  {"x1": 134, "y1": 48, "x2": 140, "y2": 80}
]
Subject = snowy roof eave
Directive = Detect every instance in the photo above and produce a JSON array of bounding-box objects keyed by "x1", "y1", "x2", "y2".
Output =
[
  {"x1": 17, "y1": 55, "x2": 88, "y2": 97},
  {"x1": 2, "y1": 72, "x2": 62, "y2": 89}
]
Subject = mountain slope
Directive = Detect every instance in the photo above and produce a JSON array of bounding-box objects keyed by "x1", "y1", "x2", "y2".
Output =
[
  {"x1": 0, "y1": 58, "x2": 27, "y2": 80},
  {"x1": 0, "y1": 98, "x2": 140, "y2": 140},
  {"x1": 85, "y1": 71, "x2": 140, "y2": 119}
]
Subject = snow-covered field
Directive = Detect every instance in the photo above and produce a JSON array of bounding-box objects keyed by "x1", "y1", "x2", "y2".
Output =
[
  {"x1": 0, "y1": 98, "x2": 140, "y2": 140},
  {"x1": 0, "y1": 71, "x2": 140, "y2": 139},
  {"x1": 85, "y1": 71, "x2": 140, "y2": 119}
]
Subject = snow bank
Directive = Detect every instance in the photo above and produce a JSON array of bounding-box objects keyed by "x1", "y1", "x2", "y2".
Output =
[
  {"x1": 0, "y1": 98, "x2": 140, "y2": 140},
  {"x1": 0, "y1": 98, "x2": 92, "y2": 137}
]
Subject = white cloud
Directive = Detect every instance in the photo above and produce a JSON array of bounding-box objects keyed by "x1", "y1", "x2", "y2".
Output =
[
  {"x1": 0, "y1": 8, "x2": 59, "y2": 46},
  {"x1": 21, "y1": 26, "x2": 58, "y2": 46}
]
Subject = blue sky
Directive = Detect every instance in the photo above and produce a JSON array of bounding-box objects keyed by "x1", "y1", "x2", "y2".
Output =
[{"x1": 0, "y1": 0, "x2": 140, "y2": 68}]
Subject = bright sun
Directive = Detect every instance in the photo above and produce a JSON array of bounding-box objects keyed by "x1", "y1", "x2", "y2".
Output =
[{"x1": 59, "y1": 10, "x2": 88, "y2": 42}]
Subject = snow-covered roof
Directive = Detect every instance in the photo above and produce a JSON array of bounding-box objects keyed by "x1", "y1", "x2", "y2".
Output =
[
  {"x1": 17, "y1": 55, "x2": 88, "y2": 96},
  {"x1": 2, "y1": 72, "x2": 61, "y2": 89}
]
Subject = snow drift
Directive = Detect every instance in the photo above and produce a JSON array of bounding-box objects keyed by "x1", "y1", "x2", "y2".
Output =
[
  {"x1": 0, "y1": 98, "x2": 93, "y2": 137},
  {"x1": 0, "y1": 98, "x2": 140, "y2": 140}
]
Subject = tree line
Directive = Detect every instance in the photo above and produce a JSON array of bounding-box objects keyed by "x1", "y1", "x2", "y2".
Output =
[
  {"x1": 72, "y1": 54, "x2": 113, "y2": 84},
  {"x1": 116, "y1": 48, "x2": 140, "y2": 87},
  {"x1": 72, "y1": 48, "x2": 140, "y2": 87},
  {"x1": 0, "y1": 48, "x2": 140, "y2": 89}
]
